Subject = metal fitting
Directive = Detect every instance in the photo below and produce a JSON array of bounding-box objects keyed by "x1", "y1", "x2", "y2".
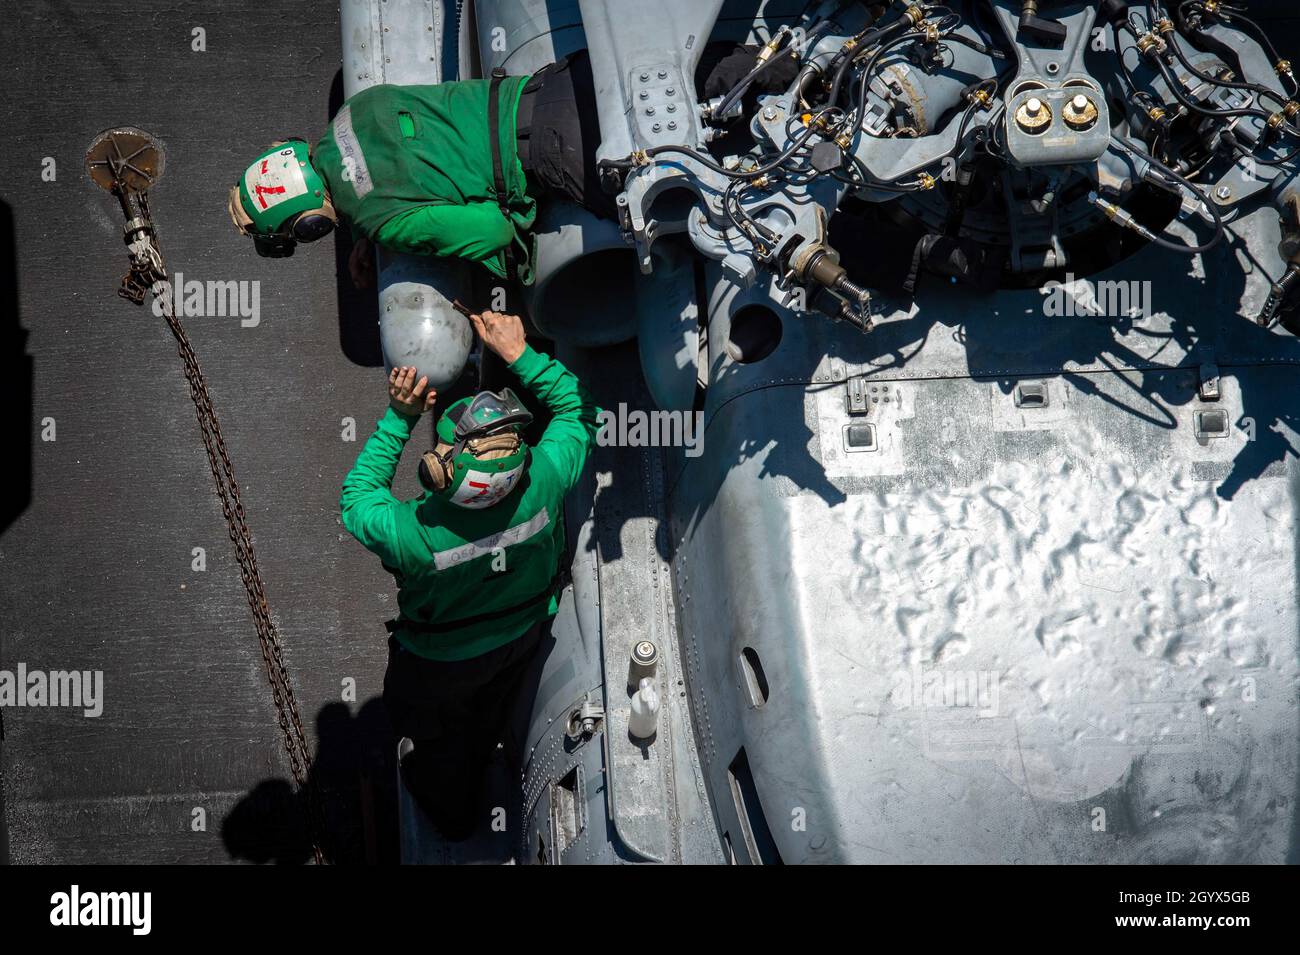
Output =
[
  {"x1": 1136, "y1": 33, "x2": 1161, "y2": 56},
  {"x1": 756, "y1": 33, "x2": 782, "y2": 64}
]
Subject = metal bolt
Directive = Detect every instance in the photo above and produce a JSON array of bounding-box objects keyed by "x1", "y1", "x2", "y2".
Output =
[
  {"x1": 1026, "y1": 97, "x2": 1044, "y2": 116},
  {"x1": 657, "y1": 69, "x2": 668, "y2": 79},
  {"x1": 640, "y1": 72, "x2": 649, "y2": 81},
  {"x1": 667, "y1": 121, "x2": 677, "y2": 130},
  {"x1": 762, "y1": 106, "x2": 778, "y2": 121},
  {"x1": 639, "y1": 90, "x2": 649, "y2": 100},
  {"x1": 646, "y1": 106, "x2": 655, "y2": 115},
  {"x1": 1072, "y1": 94, "x2": 1088, "y2": 111},
  {"x1": 1216, "y1": 185, "x2": 1232, "y2": 199},
  {"x1": 652, "y1": 122, "x2": 662, "y2": 132},
  {"x1": 666, "y1": 87, "x2": 675, "y2": 96},
  {"x1": 667, "y1": 103, "x2": 676, "y2": 113}
]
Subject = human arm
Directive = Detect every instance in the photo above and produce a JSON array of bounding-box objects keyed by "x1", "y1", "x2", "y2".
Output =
[
  {"x1": 375, "y1": 202, "x2": 515, "y2": 277},
  {"x1": 339, "y1": 368, "x2": 437, "y2": 563},
  {"x1": 470, "y1": 310, "x2": 600, "y2": 493}
]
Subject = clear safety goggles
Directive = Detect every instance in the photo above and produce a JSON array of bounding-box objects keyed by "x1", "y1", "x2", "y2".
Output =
[{"x1": 453, "y1": 388, "x2": 533, "y2": 441}]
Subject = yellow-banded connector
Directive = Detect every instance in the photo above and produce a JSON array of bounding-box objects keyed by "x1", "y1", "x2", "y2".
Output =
[
  {"x1": 834, "y1": 132, "x2": 853, "y2": 150},
  {"x1": 969, "y1": 87, "x2": 993, "y2": 109},
  {"x1": 1277, "y1": 60, "x2": 1294, "y2": 77},
  {"x1": 1136, "y1": 32, "x2": 1162, "y2": 56},
  {"x1": 923, "y1": 21, "x2": 940, "y2": 43},
  {"x1": 631, "y1": 149, "x2": 651, "y2": 167},
  {"x1": 750, "y1": 174, "x2": 772, "y2": 189},
  {"x1": 917, "y1": 172, "x2": 937, "y2": 191},
  {"x1": 1148, "y1": 105, "x2": 1167, "y2": 122},
  {"x1": 1268, "y1": 111, "x2": 1287, "y2": 130},
  {"x1": 1096, "y1": 197, "x2": 1120, "y2": 220},
  {"x1": 1156, "y1": 18, "x2": 1174, "y2": 34},
  {"x1": 1284, "y1": 101, "x2": 1300, "y2": 119},
  {"x1": 1203, "y1": 0, "x2": 1219, "y2": 12},
  {"x1": 756, "y1": 34, "x2": 782, "y2": 64},
  {"x1": 903, "y1": 5, "x2": 925, "y2": 26}
]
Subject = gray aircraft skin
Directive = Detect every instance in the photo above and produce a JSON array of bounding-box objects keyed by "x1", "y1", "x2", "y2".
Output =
[{"x1": 347, "y1": 0, "x2": 1300, "y2": 864}]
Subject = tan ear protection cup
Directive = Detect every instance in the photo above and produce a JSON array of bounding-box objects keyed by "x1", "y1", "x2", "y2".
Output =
[
  {"x1": 418, "y1": 442, "x2": 456, "y2": 491},
  {"x1": 227, "y1": 184, "x2": 254, "y2": 236}
]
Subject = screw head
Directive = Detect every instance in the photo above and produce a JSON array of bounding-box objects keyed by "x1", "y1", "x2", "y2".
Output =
[
  {"x1": 1216, "y1": 185, "x2": 1232, "y2": 200},
  {"x1": 652, "y1": 122, "x2": 662, "y2": 132},
  {"x1": 1026, "y1": 97, "x2": 1044, "y2": 116},
  {"x1": 1072, "y1": 94, "x2": 1088, "y2": 111}
]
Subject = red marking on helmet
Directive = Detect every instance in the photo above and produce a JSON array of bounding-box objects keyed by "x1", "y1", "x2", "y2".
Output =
[{"x1": 254, "y1": 183, "x2": 286, "y2": 209}]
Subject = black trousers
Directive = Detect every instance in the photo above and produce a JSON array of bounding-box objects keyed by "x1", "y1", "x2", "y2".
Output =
[
  {"x1": 383, "y1": 622, "x2": 545, "y2": 840},
  {"x1": 517, "y1": 50, "x2": 619, "y2": 221}
]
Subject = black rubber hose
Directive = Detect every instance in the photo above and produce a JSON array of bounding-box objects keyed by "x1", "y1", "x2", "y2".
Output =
[
  {"x1": 1134, "y1": 27, "x2": 1294, "y2": 131},
  {"x1": 1147, "y1": 0, "x2": 1290, "y2": 108},
  {"x1": 1114, "y1": 135, "x2": 1227, "y2": 254},
  {"x1": 849, "y1": 30, "x2": 929, "y2": 134},
  {"x1": 825, "y1": 18, "x2": 912, "y2": 111}
]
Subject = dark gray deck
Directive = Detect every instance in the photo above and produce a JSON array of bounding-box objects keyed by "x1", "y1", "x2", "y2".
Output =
[{"x1": 1, "y1": 0, "x2": 401, "y2": 864}]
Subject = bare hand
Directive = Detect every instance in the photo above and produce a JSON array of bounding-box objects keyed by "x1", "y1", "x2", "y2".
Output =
[
  {"x1": 388, "y1": 366, "x2": 436, "y2": 417},
  {"x1": 349, "y1": 236, "x2": 376, "y2": 289},
  {"x1": 469, "y1": 310, "x2": 527, "y2": 364}
]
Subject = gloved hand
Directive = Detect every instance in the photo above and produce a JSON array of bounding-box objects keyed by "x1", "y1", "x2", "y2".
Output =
[
  {"x1": 388, "y1": 366, "x2": 437, "y2": 417},
  {"x1": 702, "y1": 43, "x2": 801, "y2": 105}
]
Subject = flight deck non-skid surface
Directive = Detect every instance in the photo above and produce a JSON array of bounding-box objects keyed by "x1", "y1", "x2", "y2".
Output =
[{"x1": 1, "y1": 0, "x2": 409, "y2": 864}]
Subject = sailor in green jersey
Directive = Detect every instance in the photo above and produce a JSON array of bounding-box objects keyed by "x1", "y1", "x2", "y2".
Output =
[
  {"x1": 227, "y1": 53, "x2": 613, "y2": 288},
  {"x1": 340, "y1": 309, "x2": 599, "y2": 840}
]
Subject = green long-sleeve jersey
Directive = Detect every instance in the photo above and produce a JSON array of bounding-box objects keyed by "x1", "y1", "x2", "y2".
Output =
[
  {"x1": 312, "y1": 77, "x2": 537, "y2": 283},
  {"x1": 340, "y1": 345, "x2": 599, "y2": 660}
]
